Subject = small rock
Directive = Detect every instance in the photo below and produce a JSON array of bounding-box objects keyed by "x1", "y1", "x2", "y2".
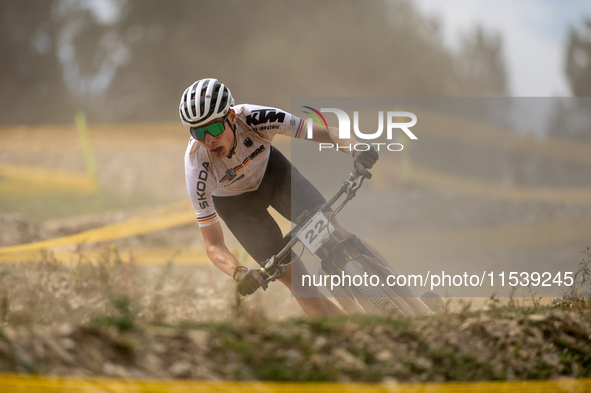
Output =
[
  {"x1": 103, "y1": 362, "x2": 130, "y2": 377},
  {"x1": 186, "y1": 330, "x2": 209, "y2": 351},
  {"x1": 138, "y1": 353, "x2": 162, "y2": 374},
  {"x1": 151, "y1": 342, "x2": 167, "y2": 354},
  {"x1": 333, "y1": 348, "x2": 365, "y2": 369},
  {"x1": 168, "y1": 360, "x2": 192, "y2": 378},
  {"x1": 559, "y1": 333, "x2": 577, "y2": 346},
  {"x1": 542, "y1": 353, "x2": 562, "y2": 370},
  {"x1": 58, "y1": 324, "x2": 74, "y2": 336},
  {"x1": 527, "y1": 314, "x2": 546, "y2": 322},
  {"x1": 43, "y1": 336, "x2": 76, "y2": 365},
  {"x1": 459, "y1": 318, "x2": 478, "y2": 331},
  {"x1": 3, "y1": 327, "x2": 17, "y2": 341},
  {"x1": 61, "y1": 338, "x2": 76, "y2": 350},
  {"x1": 284, "y1": 349, "x2": 302, "y2": 362},
  {"x1": 376, "y1": 350, "x2": 392, "y2": 362},
  {"x1": 414, "y1": 357, "x2": 433, "y2": 370},
  {"x1": 382, "y1": 376, "x2": 399, "y2": 384},
  {"x1": 313, "y1": 336, "x2": 327, "y2": 348}
]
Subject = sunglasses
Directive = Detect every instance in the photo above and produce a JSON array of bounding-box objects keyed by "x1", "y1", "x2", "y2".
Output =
[{"x1": 190, "y1": 114, "x2": 228, "y2": 140}]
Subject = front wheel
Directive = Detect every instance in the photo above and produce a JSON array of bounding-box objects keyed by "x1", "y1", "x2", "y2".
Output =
[
  {"x1": 343, "y1": 260, "x2": 417, "y2": 316},
  {"x1": 419, "y1": 290, "x2": 445, "y2": 313}
]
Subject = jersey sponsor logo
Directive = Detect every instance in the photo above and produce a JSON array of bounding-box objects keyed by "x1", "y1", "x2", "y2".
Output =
[
  {"x1": 219, "y1": 145, "x2": 266, "y2": 184},
  {"x1": 244, "y1": 137, "x2": 253, "y2": 147},
  {"x1": 245, "y1": 109, "x2": 286, "y2": 126},
  {"x1": 249, "y1": 144, "x2": 266, "y2": 160},
  {"x1": 225, "y1": 168, "x2": 237, "y2": 181},
  {"x1": 254, "y1": 124, "x2": 280, "y2": 131},
  {"x1": 196, "y1": 162, "x2": 210, "y2": 209}
]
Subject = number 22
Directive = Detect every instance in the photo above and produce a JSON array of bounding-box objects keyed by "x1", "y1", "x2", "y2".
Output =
[{"x1": 305, "y1": 220, "x2": 326, "y2": 243}]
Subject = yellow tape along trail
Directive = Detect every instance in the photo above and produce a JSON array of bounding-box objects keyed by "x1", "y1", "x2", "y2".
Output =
[
  {"x1": 0, "y1": 373, "x2": 589, "y2": 392},
  {"x1": 385, "y1": 163, "x2": 591, "y2": 204},
  {"x1": 416, "y1": 109, "x2": 591, "y2": 166},
  {"x1": 0, "y1": 201, "x2": 289, "y2": 265},
  {"x1": 0, "y1": 200, "x2": 194, "y2": 256},
  {"x1": 0, "y1": 164, "x2": 97, "y2": 197},
  {"x1": 0, "y1": 201, "x2": 204, "y2": 265}
]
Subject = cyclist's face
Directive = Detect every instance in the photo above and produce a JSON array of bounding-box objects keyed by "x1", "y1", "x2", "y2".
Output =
[{"x1": 200, "y1": 109, "x2": 236, "y2": 158}]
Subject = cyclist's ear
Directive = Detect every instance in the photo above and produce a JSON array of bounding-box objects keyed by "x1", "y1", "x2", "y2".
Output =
[{"x1": 228, "y1": 108, "x2": 236, "y2": 125}]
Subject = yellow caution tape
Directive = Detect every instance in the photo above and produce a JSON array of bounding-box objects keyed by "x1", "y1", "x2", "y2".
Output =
[
  {"x1": 0, "y1": 247, "x2": 205, "y2": 265},
  {"x1": 0, "y1": 123, "x2": 292, "y2": 150},
  {"x1": 387, "y1": 216, "x2": 591, "y2": 257},
  {"x1": 0, "y1": 245, "x2": 262, "y2": 267},
  {"x1": 0, "y1": 164, "x2": 97, "y2": 197},
  {"x1": 0, "y1": 373, "x2": 589, "y2": 392},
  {"x1": 389, "y1": 163, "x2": 591, "y2": 204},
  {"x1": 413, "y1": 109, "x2": 591, "y2": 166},
  {"x1": 0, "y1": 201, "x2": 290, "y2": 265},
  {"x1": 0, "y1": 200, "x2": 195, "y2": 256}
]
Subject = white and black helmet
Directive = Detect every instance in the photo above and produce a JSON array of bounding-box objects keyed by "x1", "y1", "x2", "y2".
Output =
[{"x1": 179, "y1": 78, "x2": 235, "y2": 127}]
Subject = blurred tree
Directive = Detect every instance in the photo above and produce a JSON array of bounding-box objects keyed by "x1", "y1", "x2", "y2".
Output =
[
  {"x1": 546, "y1": 17, "x2": 591, "y2": 143},
  {"x1": 0, "y1": 0, "x2": 70, "y2": 123},
  {"x1": 455, "y1": 25, "x2": 507, "y2": 96},
  {"x1": 565, "y1": 18, "x2": 591, "y2": 96},
  {"x1": 0, "y1": 0, "x2": 509, "y2": 125}
]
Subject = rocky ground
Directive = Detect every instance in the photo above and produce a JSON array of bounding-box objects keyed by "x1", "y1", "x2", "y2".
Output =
[{"x1": 1, "y1": 307, "x2": 590, "y2": 382}]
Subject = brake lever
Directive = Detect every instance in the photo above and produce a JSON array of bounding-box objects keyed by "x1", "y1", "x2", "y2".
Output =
[
  {"x1": 351, "y1": 175, "x2": 366, "y2": 192},
  {"x1": 347, "y1": 171, "x2": 366, "y2": 193},
  {"x1": 260, "y1": 256, "x2": 281, "y2": 291}
]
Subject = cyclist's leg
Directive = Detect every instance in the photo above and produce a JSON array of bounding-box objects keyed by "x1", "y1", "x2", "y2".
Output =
[{"x1": 213, "y1": 192, "x2": 288, "y2": 264}]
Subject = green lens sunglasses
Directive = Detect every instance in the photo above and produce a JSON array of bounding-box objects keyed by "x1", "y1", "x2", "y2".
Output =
[{"x1": 190, "y1": 115, "x2": 228, "y2": 140}]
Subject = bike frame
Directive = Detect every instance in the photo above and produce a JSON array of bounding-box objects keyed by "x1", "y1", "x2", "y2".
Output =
[{"x1": 259, "y1": 169, "x2": 367, "y2": 284}]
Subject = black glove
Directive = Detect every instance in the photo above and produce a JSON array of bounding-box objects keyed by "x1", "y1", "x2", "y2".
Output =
[
  {"x1": 234, "y1": 267, "x2": 266, "y2": 296},
  {"x1": 352, "y1": 147, "x2": 379, "y2": 179}
]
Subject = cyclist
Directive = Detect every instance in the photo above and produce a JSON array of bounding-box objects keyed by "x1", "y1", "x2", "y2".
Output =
[{"x1": 181, "y1": 78, "x2": 379, "y2": 316}]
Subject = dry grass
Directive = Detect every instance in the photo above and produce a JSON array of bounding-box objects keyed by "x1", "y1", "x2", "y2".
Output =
[{"x1": 0, "y1": 246, "x2": 238, "y2": 327}]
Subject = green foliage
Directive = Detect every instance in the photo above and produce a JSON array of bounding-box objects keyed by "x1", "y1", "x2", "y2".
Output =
[{"x1": 90, "y1": 294, "x2": 138, "y2": 332}]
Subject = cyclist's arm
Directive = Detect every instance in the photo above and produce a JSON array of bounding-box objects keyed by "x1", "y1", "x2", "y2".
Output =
[
  {"x1": 200, "y1": 221, "x2": 241, "y2": 277},
  {"x1": 307, "y1": 122, "x2": 355, "y2": 156}
]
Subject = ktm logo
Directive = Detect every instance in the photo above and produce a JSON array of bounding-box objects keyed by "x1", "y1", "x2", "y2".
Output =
[{"x1": 245, "y1": 109, "x2": 286, "y2": 126}]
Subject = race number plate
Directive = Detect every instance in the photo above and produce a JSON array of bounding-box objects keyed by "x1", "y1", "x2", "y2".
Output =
[{"x1": 296, "y1": 211, "x2": 335, "y2": 255}]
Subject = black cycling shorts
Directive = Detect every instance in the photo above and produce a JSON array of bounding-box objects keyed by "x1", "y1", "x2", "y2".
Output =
[{"x1": 213, "y1": 145, "x2": 327, "y2": 264}]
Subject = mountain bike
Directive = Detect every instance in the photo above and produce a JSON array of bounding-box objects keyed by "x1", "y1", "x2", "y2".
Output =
[{"x1": 257, "y1": 168, "x2": 443, "y2": 316}]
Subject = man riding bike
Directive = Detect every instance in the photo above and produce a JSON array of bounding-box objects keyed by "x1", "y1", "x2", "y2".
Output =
[{"x1": 181, "y1": 78, "x2": 380, "y2": 316}]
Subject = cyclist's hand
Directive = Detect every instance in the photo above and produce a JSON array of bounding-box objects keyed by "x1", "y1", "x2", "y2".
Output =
[
  {"x1": 353, "y1": 147, "x2": 379, "y2": 179},
  {"x1": 234, "y1": 267, "x2": 266, "y2": 296}
]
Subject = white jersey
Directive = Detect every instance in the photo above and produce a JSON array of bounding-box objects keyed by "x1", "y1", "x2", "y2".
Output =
[{"x1": 185, "y1": 104, "x2": 307, "y2": 227}]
